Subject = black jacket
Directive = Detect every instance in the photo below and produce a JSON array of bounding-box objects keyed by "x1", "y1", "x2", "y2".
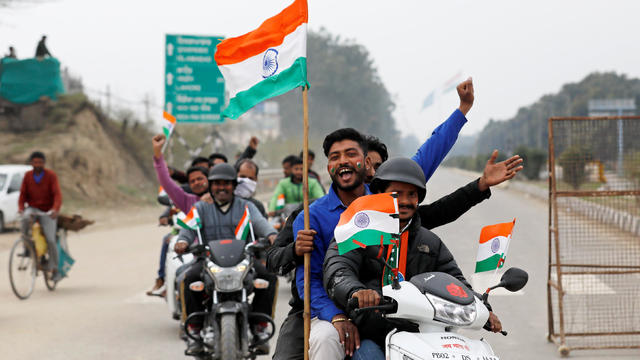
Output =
[
  {"x1": 266, "y1": 205, "x2": 306, "y2": 313},
  {"x1": 323, "y1": 212, "x2": 472, "y2": 311},
  {"x1": 266, "y1": 178, "x2": 489, "y2": 281},
  {"x1": 323, "y1": 212, "x2": 472, "y2": 346}
]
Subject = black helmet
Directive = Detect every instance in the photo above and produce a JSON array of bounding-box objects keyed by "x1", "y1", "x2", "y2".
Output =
[
  {"x1": 370, "y1": 157, "x2": 426, "y2": 202},
  {"x1": 208, "y1": 163, "x2": 237, "y2": 182}
]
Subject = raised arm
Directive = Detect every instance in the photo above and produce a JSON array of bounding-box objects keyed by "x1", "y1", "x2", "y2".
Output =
[
  {"x1": 152, "y1": 134, "x2": 199, "y2": 213},
  {"x1": 412, "y1": 78, "x2": 475, "y2": 181}
]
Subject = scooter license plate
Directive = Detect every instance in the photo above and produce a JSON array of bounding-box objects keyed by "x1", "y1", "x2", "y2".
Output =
[{"x1": 429, "y1": 354, "x2": 499, "y2": 360}]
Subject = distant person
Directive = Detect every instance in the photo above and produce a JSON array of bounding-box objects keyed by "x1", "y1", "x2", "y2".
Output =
[
  {"x1": 208, "y1": 153, "x2": 228, "y2": 166},
  {"x1": 299, "y1": 149, "x2": 325, "y2": 194},
  {"x1": 281, "y1": 154, "x2": 297, "y2": 178},
  {"x1": 35, "y1": 35, "x2": 52, "y2": 59},
  {"x1": 268, "y1": 156, "x2": 324, "y2": 215},
  {"x1": 4, "y1": 46, "x2": 17, "y2": 59},
  {"x1": 18, "y1": 151, "x2": 63, "y2": 281}
]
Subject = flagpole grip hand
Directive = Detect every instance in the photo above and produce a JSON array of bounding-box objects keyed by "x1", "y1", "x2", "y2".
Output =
[
  {"x1": 457, "y1": 77, "x2": 474, "y2": 116},
  {"x1": 295, "y1": 229, "x2": 316, "y2": 257},
  {"x1": 152, "y1": 134, "x2": 166, "y2": 159}
]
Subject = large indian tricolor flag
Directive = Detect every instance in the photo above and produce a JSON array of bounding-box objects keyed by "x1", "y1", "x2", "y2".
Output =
[
  {"x1": 334, "y1": 193, "x2": 400, "y2": 255},
  {"x1": 214, "y1": 0, "x2": 309, "y2": 119},
  {"x1": 475, "y1": 219, "x2": 516, "y2": 273}
]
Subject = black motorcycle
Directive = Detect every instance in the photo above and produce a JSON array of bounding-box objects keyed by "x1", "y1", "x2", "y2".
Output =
[{"x1": 184, "y1": 239, "x2": 275, "y2": 360}]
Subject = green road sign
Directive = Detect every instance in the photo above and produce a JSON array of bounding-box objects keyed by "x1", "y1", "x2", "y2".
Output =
[{"x1": 165, "y1": 34, "x2": 225, "y2": 123}]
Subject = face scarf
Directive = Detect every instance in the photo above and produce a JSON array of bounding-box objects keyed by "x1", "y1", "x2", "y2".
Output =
[{"x1": 234, "y1": 177, "x2": 257, "y2": 199}]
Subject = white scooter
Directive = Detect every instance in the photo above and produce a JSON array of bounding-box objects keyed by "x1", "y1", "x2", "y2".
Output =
[{"x1": 348, "y1": 268, "x2": 528, "y2": 360}]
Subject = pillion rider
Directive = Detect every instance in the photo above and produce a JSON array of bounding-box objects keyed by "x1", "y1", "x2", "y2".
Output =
[{"x1": 323, "y1": 158, "x2": 504, "y2": 359}]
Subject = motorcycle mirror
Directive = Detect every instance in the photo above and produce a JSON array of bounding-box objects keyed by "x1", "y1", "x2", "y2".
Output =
[
  {"x1": 244, "y1": 242, "x2": 264, "y2": 255},
  {"x1": 157, "y1": 194, "x2": 172, "y2": 206},
  {"x1": 497, "y1": 267, "x2": 529, "y2": 292}
]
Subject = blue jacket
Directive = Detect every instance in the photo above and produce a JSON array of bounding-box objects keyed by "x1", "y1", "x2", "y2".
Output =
[{"x1": 294, "y1": 109, "x2": 467, "y2": 321}]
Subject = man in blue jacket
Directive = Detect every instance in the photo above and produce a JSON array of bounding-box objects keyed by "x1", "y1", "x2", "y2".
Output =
[
  {"x1": 291, "y1": 76, "x2": 476, "y2": 360},
  {"x1": 269, "y1": 78, "x2": 474, "y2": 360}
]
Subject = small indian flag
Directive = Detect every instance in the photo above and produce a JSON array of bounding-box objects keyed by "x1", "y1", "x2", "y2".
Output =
[
  {"x1": 162, "y1": 111, "x2": 176, "y2": 139},
  {"x1": 214, "y1": 0, "x2": 308, "y2": 119},
  {"x1": 475, "y1": 219, "x2": 516, "y2": 273},
  {"x1": 176, "y1": 206, "x2": 201, "y2": 231},
  {"x1": 158, "y1": 186, "x2": 167, "y2": 197},
  {"x1": 334, "y1": 193, "x2": 399, "y2": 255},
  {"x1": 234, "y1": 205, "x2": 253, "y2": 241},
  {"x1": 276, "y1": 193, "x2": 285, "y2": 210}
]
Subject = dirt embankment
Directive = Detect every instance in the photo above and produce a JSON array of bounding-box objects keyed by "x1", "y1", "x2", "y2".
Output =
[{"x1": 0, "y1": 94, "x2": 156, "y2": 211}]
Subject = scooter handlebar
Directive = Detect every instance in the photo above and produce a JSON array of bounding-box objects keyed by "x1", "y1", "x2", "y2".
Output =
[{"x1": 346, "y1": 296, "x2": 398, "y2": 316}]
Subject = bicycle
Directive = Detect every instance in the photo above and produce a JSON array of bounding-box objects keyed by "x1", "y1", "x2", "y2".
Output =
[{"x1": 8, "y1": 211, "x2": 70, "y2": 300}]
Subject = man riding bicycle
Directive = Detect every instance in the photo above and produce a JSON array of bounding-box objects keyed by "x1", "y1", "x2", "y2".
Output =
[{"x1": 18, "y1": 151, "x2": 63, "y2": 281}]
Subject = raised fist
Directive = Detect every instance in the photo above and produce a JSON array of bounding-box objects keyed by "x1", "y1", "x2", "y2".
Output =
[{"x1": 457, "y1": 77, "x2": 474, "y2": 116}]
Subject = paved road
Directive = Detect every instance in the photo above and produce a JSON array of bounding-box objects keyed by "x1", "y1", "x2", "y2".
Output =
[{"x1": 0, "y1": 168, "x2": 637, "y2": 359}]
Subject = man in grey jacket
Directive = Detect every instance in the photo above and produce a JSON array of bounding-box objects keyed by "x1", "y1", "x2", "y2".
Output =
[{"x1": 175, "y1": 163, "x2": 277, "y2": 355}]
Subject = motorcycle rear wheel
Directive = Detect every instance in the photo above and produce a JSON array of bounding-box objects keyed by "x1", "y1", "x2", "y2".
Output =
[{"x1": 220, "y1": 313, "x2": 240, "y2": 360}]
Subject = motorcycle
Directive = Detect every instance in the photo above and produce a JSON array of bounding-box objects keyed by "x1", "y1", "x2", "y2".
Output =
[
  {"x1": 347, "y1": 267, "x2": 529, "y2": 360},
  {"x1": 183, "y1": 239, "x2": 275, "y2": 360}
]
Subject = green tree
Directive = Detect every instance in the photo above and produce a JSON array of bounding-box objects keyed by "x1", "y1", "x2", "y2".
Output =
[
  {"x1": 474, "y1": 72, "x2": 640, "y2": 155},
  {"x1": 514, "y1": 146, "x2": 547, "y2": 180},
  {"x1": 558, "y1": 144, "x2": 592, "y2": 189}
]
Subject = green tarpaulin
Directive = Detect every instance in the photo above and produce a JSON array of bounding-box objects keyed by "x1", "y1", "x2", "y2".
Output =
[{"x1": 0, "y1": 57, "x2": 65, "y2": 104}]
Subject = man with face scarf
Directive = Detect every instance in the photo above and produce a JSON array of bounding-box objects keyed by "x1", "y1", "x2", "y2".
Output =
[{"x1": 235, "y1": 158, "x2": 267, "y2": 218}]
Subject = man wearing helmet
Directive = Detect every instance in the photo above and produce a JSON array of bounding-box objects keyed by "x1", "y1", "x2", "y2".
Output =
[
  {"x1": 323, "y1": 158, "x2": 503, "y2": 359},
  {"x1": 175, "y1": 163, "x2": 278, "y2": 355}
]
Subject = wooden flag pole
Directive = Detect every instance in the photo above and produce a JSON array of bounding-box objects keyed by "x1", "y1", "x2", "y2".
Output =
[{"x1": 302, "y1": 86, "x2": 311, "y2": 360}]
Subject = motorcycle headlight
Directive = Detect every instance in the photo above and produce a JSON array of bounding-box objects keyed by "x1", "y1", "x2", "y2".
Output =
[
  {"x1": 425, "y1": 293, "x2": 477, "y2": 326},
  {"x1": 206, "y1": 259, "x2": 250, "y2": 292}
]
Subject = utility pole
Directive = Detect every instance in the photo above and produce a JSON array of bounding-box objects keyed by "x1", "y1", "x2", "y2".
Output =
[
  {"x1": 106, "y1": 85, "x2": 111, "y2": 117},
  {"x1": 143, "y1": 93, "x2": 150, "y2": 123}
]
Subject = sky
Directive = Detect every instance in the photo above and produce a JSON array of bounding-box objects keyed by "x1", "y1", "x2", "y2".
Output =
[{"x1": 2, "y1": 0, "x2": 640, "y2": 137}]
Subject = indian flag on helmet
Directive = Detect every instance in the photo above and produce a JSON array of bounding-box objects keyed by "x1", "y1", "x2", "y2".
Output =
[
  {"x1": 176, "y1": 206, "x2": 201, "y2": 230},
  {"x1": 235, "y1": 205, "x2": 253, "y2": 241},
  {"x1": 214, "y1": 0, "x2": 308, "y2": 119},
  {"x1": 334, "y1": 193, "x2": 399, "y2": 255},
  {"x1": 162, "y1": 111, "x2": 176, "y2": 138},
  {"x1": 475, "y1": 219, "x2": 516, "y2": 273}
]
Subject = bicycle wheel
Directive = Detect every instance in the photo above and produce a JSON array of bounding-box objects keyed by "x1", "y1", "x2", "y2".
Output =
[{"x1": 8, "y1": 238, "x2": 37, "y2": 300}]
